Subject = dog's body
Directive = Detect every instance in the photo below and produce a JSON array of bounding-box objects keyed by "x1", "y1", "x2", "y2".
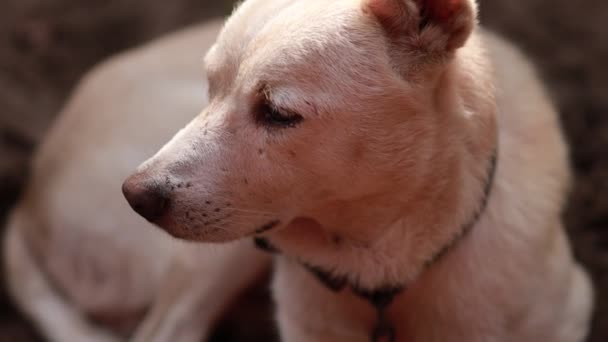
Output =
[
  {"x1": 5, "y1": 0, "x2": 593, "y2": 341},
  {"x1": 4, "y1": 21, "x2": 270, "y2": 342},
  {"x1": 270, "y1": 31, "x2": 593, "y2": 342}
]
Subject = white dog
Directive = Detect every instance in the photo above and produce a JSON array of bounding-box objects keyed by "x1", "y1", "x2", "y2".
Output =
[
  {"x1": 5, "y1": 0, "x2": 593, "y2": 341},
  {"x1": 123, "y1": 0, "x2": 594, "y2": 341}
]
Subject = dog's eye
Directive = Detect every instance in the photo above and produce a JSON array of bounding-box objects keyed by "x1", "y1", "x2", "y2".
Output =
[{"x1": 257, "y1": 101, "x2": 303, "y2": 128}]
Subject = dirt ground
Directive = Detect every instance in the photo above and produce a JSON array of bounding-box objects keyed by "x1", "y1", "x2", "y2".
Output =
[{"x1": 0, "y1": 1, "x2": 606, "y2": 341}]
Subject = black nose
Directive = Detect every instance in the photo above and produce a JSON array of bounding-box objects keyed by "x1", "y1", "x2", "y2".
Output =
[{"x1": 122, "y1": 175, "x2": 170, "y2": 222}]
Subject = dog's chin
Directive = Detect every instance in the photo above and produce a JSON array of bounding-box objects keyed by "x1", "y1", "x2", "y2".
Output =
[
  {"x1": 152, "y1": 219, "x2": 243, "y2": 243},
  {"x1": 154, "y1": 217, "x2": 288, "y2": 243}
]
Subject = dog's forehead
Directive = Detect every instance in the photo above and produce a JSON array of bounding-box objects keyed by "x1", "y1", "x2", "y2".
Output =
[
  {"x1": 217, "y1": 0, "x2": 296, "y2": 55},
  {"x1": 211, "y1": 0, "x2": 387, "y2": 95},
  {"x1": 220, "y1": 0, "x2": 367, "y2": 51}
]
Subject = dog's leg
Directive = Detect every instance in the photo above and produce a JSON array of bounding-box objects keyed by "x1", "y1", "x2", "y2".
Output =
[
  {"x1": 273, "y1": 259, "x2": 369, "y2": 342},
  {"x1": 131, "y1": 240, "x2": 271, "y2": 342},
  {"x1": 550, "y1": 265, "x2": 593, "y2": 342},
  {"x1": 279, "y1": 322, "x2": 368, "y2": 342},
  {"x1": 3, "y1": 211, "x2": 120, "y2": 342},
  {"x1": 522, "y1": 228, "x2": 594, "y2": 342}
]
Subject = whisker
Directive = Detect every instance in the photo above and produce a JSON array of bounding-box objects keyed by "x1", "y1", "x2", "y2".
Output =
[
  {"x1": 280, "y1": 163, "x2": 317, "y2": 175},
  {"x1": 220, "y1": 207, "x2": 276, "y2": 216},
  {"x1": 202, "y1": 224, "x2": 242, "y2": 239}
]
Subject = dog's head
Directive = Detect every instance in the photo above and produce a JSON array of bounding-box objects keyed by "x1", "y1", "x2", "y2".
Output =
[{"x1": 123, "y1": 0, "x2": 489, "y2": 244}]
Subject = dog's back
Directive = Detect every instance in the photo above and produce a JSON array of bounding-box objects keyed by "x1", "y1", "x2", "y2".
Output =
[
  {"x1": 486, "y1": 31, "x2": 592, "y2": 340},
  {"x1": 3, "y1": 20, "x2": 224, "y2": 340}
]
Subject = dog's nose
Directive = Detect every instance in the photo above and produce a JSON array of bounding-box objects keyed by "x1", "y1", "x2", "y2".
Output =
[{"x1": 122, "y1": 175, "x2": 170, "y2": 223}]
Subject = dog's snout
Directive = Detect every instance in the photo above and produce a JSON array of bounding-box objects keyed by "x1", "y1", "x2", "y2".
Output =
[{"x1": 122, "y1": 175, "x2": 170, "y2": 223}]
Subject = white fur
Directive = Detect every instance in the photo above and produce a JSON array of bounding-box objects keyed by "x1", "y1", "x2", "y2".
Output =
[
  {"x1": 127, "y1": 0, "x2": 592, "y2": 341},
  {"x1": 4, "y1": 0, "x2": 593, "y2": 341},
  {"x1": 3, "y1": 21, "x2": 270, "y2": 342}
]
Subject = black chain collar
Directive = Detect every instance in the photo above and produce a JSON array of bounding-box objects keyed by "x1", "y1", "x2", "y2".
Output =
[{"x1": 254, "y1": 150, "x2": 498, "y2": 342}]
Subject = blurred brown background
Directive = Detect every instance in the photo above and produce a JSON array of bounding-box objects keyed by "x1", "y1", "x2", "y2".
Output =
[{"x1": 0, "y1": 0, "x2": 606, "y2": 341}]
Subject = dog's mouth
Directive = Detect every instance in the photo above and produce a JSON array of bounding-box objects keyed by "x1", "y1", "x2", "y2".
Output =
[
  {"x1": 251, "y1": 217, "x2": 323, "y2": 240},
  {"x1": 153, "y1": 213, "x2": 285, "y2": 243},
  {"x1": 269, "y1": 217, "x2": 327, "y2": 240},
  {"x1": 254, "y1": 220, "x2": 281, "y2": 235},
  {"x1": 140, "y1": 195, "x2": 315, "y2": 243}
]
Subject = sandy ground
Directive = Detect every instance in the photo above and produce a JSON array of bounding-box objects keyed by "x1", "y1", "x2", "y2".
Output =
[{"x1": 0, "y1": 1, "x2": 606, "y2": 341}]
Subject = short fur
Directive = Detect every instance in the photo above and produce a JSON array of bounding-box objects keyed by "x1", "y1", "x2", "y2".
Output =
[
  {"x1": 4, "y1": 21, "x2": 270, "y2": 342},
  {"x1": 124, "y1": 0, "x2": 593, "y2": 340}
]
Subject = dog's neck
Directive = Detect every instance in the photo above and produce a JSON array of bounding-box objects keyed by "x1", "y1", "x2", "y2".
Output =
[
  {"x1": 255, "y1": 143, "x2": 496, "y2": 342},
  {"x1": 261, "y1": 36, "x2": 497, "y2": 292},
  {"x1": 258, "y1": 147, "x2": 497, "y2": 286}
]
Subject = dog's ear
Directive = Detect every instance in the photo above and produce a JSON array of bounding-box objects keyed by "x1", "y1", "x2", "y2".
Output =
[{"x1": 364, "y1": 0, "x2": 477, "y2": 53}]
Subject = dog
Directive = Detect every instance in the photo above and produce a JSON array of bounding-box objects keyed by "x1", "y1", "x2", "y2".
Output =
[
  {"x1": 4, "y1": 20, "x2": 271, "y2": 342},
  {"x1": 4, "y1": 0, "x2": 593, "y2": 341},
  {"x1": 120, "y1": 0, "x2": 593, "y2": 341}
]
